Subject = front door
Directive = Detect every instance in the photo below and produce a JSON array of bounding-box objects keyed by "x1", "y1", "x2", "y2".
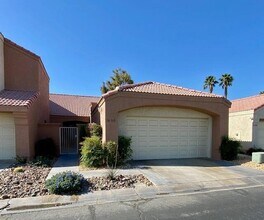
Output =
[{"x1": 60, "y1": 127, "x2": 78, "y2": 154}]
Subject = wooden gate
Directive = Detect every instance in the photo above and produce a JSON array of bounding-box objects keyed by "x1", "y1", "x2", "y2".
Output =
[{"x1": 60, "y1": 127, "x2": 78, "y2": 154}]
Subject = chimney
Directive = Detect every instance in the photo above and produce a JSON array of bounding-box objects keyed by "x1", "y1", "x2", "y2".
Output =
[{"x1": 0, "y1": 33, "x2": 4, "y2": 91}]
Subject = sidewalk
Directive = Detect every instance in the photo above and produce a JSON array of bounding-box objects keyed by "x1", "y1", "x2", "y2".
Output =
[
  {"x1": 1, "y1": 175, "x2": 264, "y2": 214},
  {"x1": 47, "y1": 155, "x2": 143, "y2": 180}
]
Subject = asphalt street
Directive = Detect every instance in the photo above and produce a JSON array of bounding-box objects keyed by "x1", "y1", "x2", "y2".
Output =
[{"x1": 1, "y1": 186, "x2": 264, "y2": 220}]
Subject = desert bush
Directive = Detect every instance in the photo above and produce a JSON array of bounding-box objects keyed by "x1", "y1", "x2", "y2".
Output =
[
  {"x1": 35, "y1": 138, "x2": 56, "y2": 157},
  {"x1": 45, "y1": 171, "x2": 86, "y2": 195},
  {"x1": 106, "y1": 168, "x2": 118, "y2": 180},
  {"x1": 104, "y1": 141, "x2": 118, "y2": 167},
  {"x1": 89, "y1": 123, "x2": 102, "y2": 138},
  {"x1": 80, "y1": 136, "x2": 107, "y2": 167},
  {"x1": 118, "y1": 136, "x2": 133, "y2": 163},
  {"x1": 219, "y1": 136, "x2": 241, "y2": 161},
  {"x1": 30, "y1": 156, "x2": 53, "y2": 167},
  {"x1": 15, "y1": 156, "x2": 27, "y2": 164}
]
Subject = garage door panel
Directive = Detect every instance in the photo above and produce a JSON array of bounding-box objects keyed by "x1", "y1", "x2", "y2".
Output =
[
  {"x1": 120, "y1": 113, "x2": 210, "y2": 160},
  {"x1": 149, "y1": 130, "x2": 159, "y2": 137},
  {"x1": 160, "y1": 130, "x2": 168, "y2": 137},
  {"x1": 0, "y1": 113, "x2": 16, "y2": 160},
  {"x1": 170, "y1": 120, "x2": 178, "y2": 127}
]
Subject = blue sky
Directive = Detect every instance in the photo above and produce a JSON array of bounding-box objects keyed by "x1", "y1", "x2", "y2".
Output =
[{"x1": 1, "y1": 0, "x2": 263, "y2": 100}]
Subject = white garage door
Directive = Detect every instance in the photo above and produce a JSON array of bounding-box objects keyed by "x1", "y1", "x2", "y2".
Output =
[
  {"x1": 118, "y1": 107, "x2": 211, "y2": 160},
  {"x1": 0, "y1": 113, "x2": 16, "y2": 160}
]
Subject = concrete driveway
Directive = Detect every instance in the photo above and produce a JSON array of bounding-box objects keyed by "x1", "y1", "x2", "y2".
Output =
[
  {"x1": 0, "y1": 160, "x2": 15, "y2": 171},
  {"x1": 130, "y1": 158, "x2": 264, "y2": 186}
]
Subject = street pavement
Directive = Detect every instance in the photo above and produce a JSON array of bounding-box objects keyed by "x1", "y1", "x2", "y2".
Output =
[{"x1": 1, "y1": 185, "x2": 264, "y2": 220}]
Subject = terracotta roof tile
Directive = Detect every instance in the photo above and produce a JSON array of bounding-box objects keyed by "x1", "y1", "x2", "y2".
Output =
[
  {"x1": 230, "y1": 94, "x2": 264, "y2": 113},
  {"x1": 50, "y1": 94, "x2": 100, "y2": 117},
  {"x1": 0, "y1": 90, "x2": 39, "y2": 108},
  {"x1": 116, "y1": 81, "x2": 223, "y2": 98}
]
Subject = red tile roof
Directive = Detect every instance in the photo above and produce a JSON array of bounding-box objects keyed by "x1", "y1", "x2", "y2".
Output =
[
  {"x1": 50, "y1": 94, "x2": 100, "y2": 117},
  {"x1": 0, "y1": 90, "x2": 39, "y2": 108},
  {"x1": 230, "y1": 94, "x2": 264, "y2": 113},
  {"x1": 113, "y1": 81, "x2": 223, "y2": 98}
]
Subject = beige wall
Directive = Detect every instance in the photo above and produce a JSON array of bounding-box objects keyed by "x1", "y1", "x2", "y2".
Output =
[
  {"x1": 95, "y1": 92, "x2": 230, "y2": 160},
  {"x1": 229, "y1": 110, "x2": 254, "y2": 149},
  {"x1": 0, "y1": 34, "x2": 4, "y2": 91},
  {"x1": 4, "y1": 41, "x2": 39, "y2": 91}
]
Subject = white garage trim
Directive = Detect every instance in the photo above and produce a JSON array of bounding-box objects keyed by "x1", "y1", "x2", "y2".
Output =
[
  {"x1": 118, "y1": 107, "x2": 212, "y2": 160},
  {"x1": 0, "y1": 113, "x2": 16, "y2": 160}
]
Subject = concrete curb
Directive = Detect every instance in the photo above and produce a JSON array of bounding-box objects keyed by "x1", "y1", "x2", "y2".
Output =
[{"x1": 1, "y1": 175, "x2": 264, "y2": 215}]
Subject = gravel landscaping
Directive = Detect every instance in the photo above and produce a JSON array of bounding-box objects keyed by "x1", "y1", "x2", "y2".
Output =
[
  {"x1": 87, "y1": 174, "x2": 153, "y2": 191},
  {"x1": 233, "y1": 154, "x2": 264, "y2": 171},
  {"x1": 0, "y1": 165, "x2": 51, "y2": 200},
  {"x1": 0, "y1": 163, "x2": 153, "y2": 200}
]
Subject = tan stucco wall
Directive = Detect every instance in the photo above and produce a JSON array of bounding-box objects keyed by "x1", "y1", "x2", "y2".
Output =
[
  {"x1": 13, "y1": 112, "x2": 31, "y2": 158},
  {"x1": 229, "y1": 110, "x2": 254, "y2": 148},
  {"x1": 2, "y1": 38, "x2": 50, "y2": 158},
  {"x1": 96, "y1": 92, "x2": 230, "y2": 160},
  {"x1": 0, "y1": 34, "x2": 4, "y2": 91},
  {"x1": 4, "y1": 41, "x2": 39, "y2": 91}
]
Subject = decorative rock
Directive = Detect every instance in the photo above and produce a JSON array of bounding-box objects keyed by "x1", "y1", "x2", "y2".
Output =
[
  {"x1": 1, "y1": 195, "x2": 10, "y2": 200},
  {"x1": 0, "y1": 165, "x2": 51, "y2": 200},
  {"x1": 87, "y1": 174, "x2": 153, "y2": 192}
]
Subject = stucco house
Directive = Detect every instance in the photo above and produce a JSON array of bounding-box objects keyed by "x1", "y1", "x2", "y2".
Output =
[
  {"x1": 0, "y1": 34, "x2": 231, "y2": 160},
  {"x1": 0, "y1": 34, "x2": 99, "y2": 159},
  {"x1": 229, "y1": 94, "x2": 264, "y2": 149}
]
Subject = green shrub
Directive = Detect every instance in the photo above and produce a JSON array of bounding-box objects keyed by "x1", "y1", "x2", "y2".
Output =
[
  {"x1": 106, "y1": 168, "x2": 118, "y2": 180},
  {"x1": 30, "y1": 156, "x2": 53, "y2": 167},
  {"x1": 45, "y1": 171, "x2": 86, "y2": 195},
  {"x1": 246, "y1": 147, "x2": 264, "y2": 156},
  {"x1": 80, "y1": 136, "x2": 107, "y2": 167},
  {"x1": 15, "y1": 156, "x2": 27, "y2": 164},
  {"x1": 118, "y1": 136, "x2": 133, "y2": 163},
  {"x1": 219, "y1": 136, "x2": 241, "y2": 161},
  {"x1": 104, "y1": 141, "x2": 118, "y2": 167},
  {"x1": 89, "y1": 123, "x2": 102, "y2": 138}
]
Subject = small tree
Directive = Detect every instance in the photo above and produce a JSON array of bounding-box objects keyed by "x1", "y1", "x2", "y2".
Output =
[
  {"x1": 101, "y1": 68, "x2": 134, "y2": 94},
  {"x1": 219, "y1": 73, "x2": 234, "y2": 98},
  {"x1": 260, "y1": 91, "x2": 264, "y2": 94},
  {"x1": 203, "y1": 75, "x2": 218, "y2": 93}
]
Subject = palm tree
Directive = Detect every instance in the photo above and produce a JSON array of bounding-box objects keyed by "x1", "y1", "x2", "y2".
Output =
[
  {"x1": 219, "y1": 73, "x2": 234, "y2": 98},
  {"x1": 203, "y1": 75, "x2": 218, "y2": 93}
]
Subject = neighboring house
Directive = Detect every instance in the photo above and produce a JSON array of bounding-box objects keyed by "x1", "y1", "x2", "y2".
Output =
[
  {"x1": 229, "y1": 94, "x2": 264, "y2": 149},
  {"x1": 0, "y1": 34, "x2": 231, "y2": 160},
  {"x1": 0, "y1": 34, "x2": 99, "y2": 159}
]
